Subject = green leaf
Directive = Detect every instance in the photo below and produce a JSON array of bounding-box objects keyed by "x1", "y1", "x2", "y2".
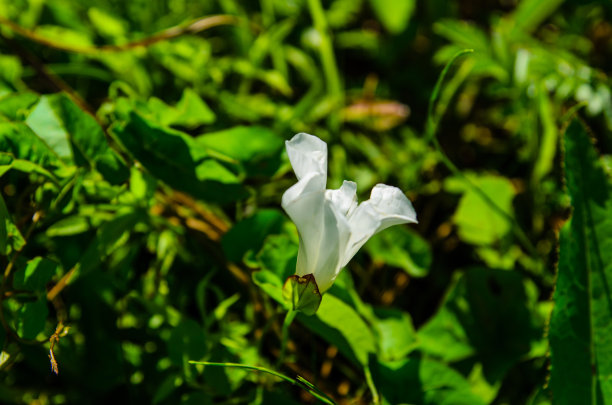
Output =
[
  {"x1": 446, "y1": 174, "x2": 515, "y2": 246},
  {"x1": 365, "y1": 226, "x2": 431, "y2": 277},
  {"x1": 549, "y1": 119, "x2": 612, "y2": 404},
  {"x1": 111, "y1": 113, "x2": 246, "y2": 203},
  {"x1": 221, "y1": 209, "x2": 285, "y2": 263},
  {"x1": 0, "y1": 91, "x2": 38, "y2": 121},
  {"x1": 252, "y1": 270, "x2": 288, "y2": 307},
  {"x1": 418, "y1": 267, "x2": 541, "y2": 382},
  {"x1": 372, "y1": 357, "x2": 486, "y2": 405},
  {"x1": 372, "y1": 307, "x2": 417, "y2": 361},
  {"x1": 17, "y1": 297, "x2": 48, "y2": 340},
  {"x1": 25, "y1": 93, "x2": 127, "y2": 182},
  {"x1": 13, "y1": 257, "x2": 58, "y2": 291},
  {"x1": 146, "y1": 89, "x2": 216, "y2": 129},
  {"x1": 195, "y1": 126, "x2": 283, "y2": 176},
  {"x1": 257, "y1": 234, "x2": 297, "y2": 279},
  {"x1": 0, "y1": 122, "x2": 64, "y2": 170},
  {"x1": 25, "y1": 95, "x2": 73, "y2": 160},
  {"x1": 0, "y1": 153, "x2": 57, "y2": 181},
  {"x1": 0, "y1": 193, "x2": 25, "y2": 255},
  {"x1": 299, "y1": 293, "x2": 376, "y2": 366},
  {"x1": 168, "y1": 319, "x2": 208, "y2": 366},
  {"x1": 282, "y1": 274, "x2": 322, "y2": 316},
  {"x1": 368, "y1": 0, "x2": 415, "y2": 34}
]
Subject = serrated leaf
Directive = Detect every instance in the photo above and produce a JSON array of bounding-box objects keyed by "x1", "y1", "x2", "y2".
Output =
[{"x1": 549, "y1": 120, "x2": 612, "y2": 404}]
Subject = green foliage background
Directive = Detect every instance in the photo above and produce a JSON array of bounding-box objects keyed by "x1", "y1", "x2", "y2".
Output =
[{"x1": 0, "y1": 0, "x2": 611, "y2": 404}]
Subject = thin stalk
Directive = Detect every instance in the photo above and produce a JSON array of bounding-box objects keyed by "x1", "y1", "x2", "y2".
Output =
[
  {"x1": 189, "y1": 361, "x2": 337, "y2": 404},
  {"x1": 278, "y1": 309, "x2": 297, "y2": 366},
  {"x1": 307, "y1": 0, "x2": 342, "y2": 99},
  {"x1": 363, "y1": 364, "x2": 380, "y2": 405},
  {"x1": 427, "y1": 49, "x2": 540, "y2": 260}
]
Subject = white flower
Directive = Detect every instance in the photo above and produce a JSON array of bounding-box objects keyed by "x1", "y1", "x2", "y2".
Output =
[{"x1": 281, "y1": 133, "x2": 417, "y2": 293}]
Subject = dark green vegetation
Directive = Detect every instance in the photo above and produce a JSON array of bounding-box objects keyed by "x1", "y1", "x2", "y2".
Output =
[{"x1": 0, "y1": 0, "x2": 611, "y2": 404}]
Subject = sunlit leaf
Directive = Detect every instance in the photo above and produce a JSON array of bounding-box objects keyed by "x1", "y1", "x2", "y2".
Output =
[{"x1": 549, "y1": 120, "x2": 612, "y2": 403}]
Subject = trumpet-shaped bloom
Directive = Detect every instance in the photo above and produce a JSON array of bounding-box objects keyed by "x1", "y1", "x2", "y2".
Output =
[{"x1": 281, "y1": 133, "x2": 417, "y2": 293}]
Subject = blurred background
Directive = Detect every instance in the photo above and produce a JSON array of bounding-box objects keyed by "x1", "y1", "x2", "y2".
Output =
[{"x1": 0, "y1": 0, "x2": 611, "y2": 403}]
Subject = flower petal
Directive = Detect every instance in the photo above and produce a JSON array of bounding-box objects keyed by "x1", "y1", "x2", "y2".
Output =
[
  {"x1": 368, "y1": 184, "x2": 418, "y2": 231},
  {"x1": 282, "y1": 172, "x2": 326, "y2": 277},
  {"x1": 282, "y1": 173, "x2": 350, "y2": 293},
  {"x1": 311, "y1": 199, "x2": 351, "y2": 292},
  {"x1": 341, "y1": 184, "x2": 417, "y2": 267},
  {"x1": 325, "y1": 180, "x2": 357, "y2": 217},
  {"x1": 286, "y1": 133, "x2": 327, "y2": 180}
]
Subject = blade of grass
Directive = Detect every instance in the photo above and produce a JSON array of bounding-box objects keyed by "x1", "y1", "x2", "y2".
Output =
[{"x1": 189, "y1": 361, "x2": 337, "y2": 404}]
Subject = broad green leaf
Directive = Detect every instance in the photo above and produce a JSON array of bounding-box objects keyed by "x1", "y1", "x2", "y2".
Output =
[
  {"x1": 372, "y1": 307, "x2": 417, "y2": 361},
  {"x1": 257, "y1": 234, "x2": 297, "y2": 279},
  {"x1": 13, "y1": 257, "x2": 58, "y2": 291},
  {"x1": 17, "y1": 297, "x2": 48, "y2": 340},
  {"x1": 549, "y1": 120, "x2": 612, "y2": 404},
  {"x1": 252, "y1": 270, "x2": 288, "y2": 307},
  {"x1": 112, "y1": 113, "x2": 246, "y2": 203},
  {"x1": 365, "y1": 226, "x2": 431, "y2": 277},
  {"x1": 0, "y1": 122, "x2": 63, "y2": 170},
  {"x1": 372, "y1": 357, "x2": 486, "y2": 405},
  {"x1": 446, "y1": 174, "x2": 515, "y2": 246},
  {"x1": 418, "y1": 267, "x2": 541, "y2": 382},
  {"x1": 369, "y1": 0, "x2": 415, "y2": 34},
  {"x1": 0, "y1": 91, "x2": 38, "y2": 121},
  {"x1": 146, "y1": 89, "x2": 216, "y2": 129},
  {"x1": 195, "y1": 126, "x2": 283, "y2": 176},
  {"x1": 299, "y1": 293, "x2": 376, "y2": 366},
  {"x1": 25, "y1": 93, "x2": 127, "y2": 182},
  {"x1": 25, "y1": 95, "x2": 73, "y2": 160},
  {"x1": 221, "y1": 209, "x2": 285, "y2": 263},
  {"x1": 0, "y1": 193, "x2": 25, "y2": 255}
]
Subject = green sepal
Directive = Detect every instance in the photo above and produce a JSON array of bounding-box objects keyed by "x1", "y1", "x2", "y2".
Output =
[{"x1": 282, "y1": 274, "x2": 322, "y2": 316}]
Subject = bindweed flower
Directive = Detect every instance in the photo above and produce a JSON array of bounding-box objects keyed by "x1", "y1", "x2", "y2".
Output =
[{"x1": 281, "y1": 133, "x2": 417, "y2": 313}]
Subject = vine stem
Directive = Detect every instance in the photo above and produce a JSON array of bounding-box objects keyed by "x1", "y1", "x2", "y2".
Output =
[
  {"x1": 0, "y1": 14, "x2": 239, "y2": 55},
  {"x1": 278, "y1": 309, "x2": 297, "y2": 367},
  {"x1": 427, "y1": 49, "x2": 540, "y2": 260},
  {"x1": 189, "y1": 361, "x2": 337, "y2": 404}
]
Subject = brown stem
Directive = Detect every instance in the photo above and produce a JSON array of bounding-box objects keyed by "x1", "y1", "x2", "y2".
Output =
[{"x1": 0, "y1": 14, "x2": 239, "y2": 55}]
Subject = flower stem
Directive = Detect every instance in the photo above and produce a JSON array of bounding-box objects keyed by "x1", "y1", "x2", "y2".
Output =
[
  {"x1": 278, "y1": 309, "x2": 297, "y2": 366},
  {"x1": 364, "y1": 363, "x2": 380, "y2": 404}
]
